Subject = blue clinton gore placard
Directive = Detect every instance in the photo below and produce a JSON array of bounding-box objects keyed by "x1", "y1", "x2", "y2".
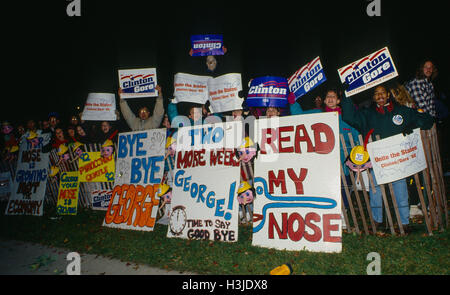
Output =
[
  {"x1": 190, "y1": 34, "x2": 224, "y2": 56},
  {"x1": 288, "y1": 56, "x2": 327, "y2": 99},
  {"x1": 338, "y1": 47, "x2": 398, "y2": 97},
  {"x1": 246, "y1": 76, "x2": 289, "y2": 108}
]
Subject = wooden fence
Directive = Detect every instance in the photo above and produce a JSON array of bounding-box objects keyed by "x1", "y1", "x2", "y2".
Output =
[
  {"x1": 340, "y1": 124, "x2": 447, "y2": 236},
  {"x1": 1, "y1": 124, "x2": 447, "y2": 236}
]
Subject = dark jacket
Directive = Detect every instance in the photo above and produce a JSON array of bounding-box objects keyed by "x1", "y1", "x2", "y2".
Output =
[{"x1": 341, "y1": 97, "x2": 434, "y2": 139}]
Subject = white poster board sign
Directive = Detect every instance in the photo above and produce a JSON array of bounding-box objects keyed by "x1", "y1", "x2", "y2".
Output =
[
  {"x1": 367, "y1": 128, "x2": 427, "y2": 184},
  {"x1": 208, "y1": 73, "x2": 243, "y2": 113},
  {"x1": 103, "y1": 129, "x2": 166, "y2": 231},
  {"x1": 173, "y1": 73, "x2": 210, "y2": 105},
  {"x1": 252, "y1": 113, "x2": 342, "y2": 252},
  {"x1": 167, "y1": 121, "x2": 242, "y2": 242},
  {"x1": 81, "y1": 93, "x2": 117, "y2": 121}
]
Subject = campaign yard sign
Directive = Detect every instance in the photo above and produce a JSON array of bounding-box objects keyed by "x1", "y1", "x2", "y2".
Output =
[
  {"x1": 190, "y1": 34, "x2": 224, "y2": 56},
  {"x1": 245, "y1": 76, "x2": 289, "y2": 108},
  {"x1": 78, "y1": 152, "x2": 115, "y2": 182},
  {"x1": 5, "y1": 132, "x2": 51, "y2": 216},
  {"x1": 252, "y1": 113, "x2": 342, "y2": 252},
  {"x1": 118, "y1": 68, "x2": 158, "y2": 99},
  {"x1": 367, "y1": 128, "x2": 427, "y2": 184},
  {"x1": 56, "y1": 171, "x2": 80, "y2": 215},
  {"x1": 103, "y1": 129, "x2": 166, "y2": 231},
  {"x1": 338, "y1": 47, "x2": 398, "y2": 97},
  {"x1": 288, "y1": 56, "x2": 327, "y2": 99},
  {"x1": 81, "y1": 93, "x2": 117, "y2": 121},
  {"x1": 167, "y1": 121, "x2": 242, "y2": 242},
  {"x1": 91, "y1": 189, "x2": 113, "y2": 210}
]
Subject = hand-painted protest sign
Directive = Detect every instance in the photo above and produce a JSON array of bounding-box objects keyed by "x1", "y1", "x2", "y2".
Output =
[
  {"x1": 0, "y1": 171, "x2": 12, "y2": 201},
  {"x1": 91, "y1": 189, "x2": 112, "y2": 210},
  {"x1": 208, "y1": 73, "x2": 243, "y2": 113},
  {"x1": 252, "y1": 113, "x2": 342, "y2": 252},
  {"x1": 103, "y1": 129, "x2": 166, "y2": 231},
  {"x1": 173, "y1": 73, "x2": 210, "y2": 104},
  {"x1": 78, "y1": 152, "x2": 115, "y2": 182},
  {"x1": 81, "y1": 93, "x2": 117, "y2": 121},
  {"x1": 56, "y1": 171, "x2": 80, "y2": 215},
  {"x1": 118, "y1": 68, "x2": 158, "y2": 99},
  {"x1": 5, "y1": 132, "x2": 51, "y2": 216},
  {"x1": 337, "y1": 47, "x2": 398, "y2": 97},
  {"x1": 367, "y1": 128, "x2": 427, "y2": 184},
  {"x1": 167, "y1": 121, "x2": 242, "y2": 242},
  {"x1": 246, "y1": 76, "x2": 289, "y2": 108},
  {"x1": 190, "y1": 34, "x2": 224, "y2": 56},
  {"x1": 288, "y1": 56, "x2": 327, "y2": 99}
]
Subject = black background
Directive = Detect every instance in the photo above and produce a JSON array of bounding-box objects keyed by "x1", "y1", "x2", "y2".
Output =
[{"x1": 3, "y1": 0, "x2": 448, "y2": 128}]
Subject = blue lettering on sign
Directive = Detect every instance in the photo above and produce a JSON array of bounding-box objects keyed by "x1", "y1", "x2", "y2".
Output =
[
  {"x1": 118, "y1": 132, "x2": 148, "y2": 158},
  {"x1": 190, "y1": 34, "x2": 224, "y2": 56},
  {"x1": 130, "y1": 156, "x2": 163, "y2": 184},
  {"x1": 174, "y1": 169, "x2": 236, "y2": 220},
  {"x1": 189, "y1": 126, "x2": 224, "y2": 146},
  {"x1": 345, "y1": 53, "x2": 395, "y2": 93},
  {"x1": 291, "y1": 67, "x2": 327, "y2": 99}
]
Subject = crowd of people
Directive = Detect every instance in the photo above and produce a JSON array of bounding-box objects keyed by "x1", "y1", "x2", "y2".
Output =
[{"x1": 1, "y1": 56, "x2": 448, "y2": 234}]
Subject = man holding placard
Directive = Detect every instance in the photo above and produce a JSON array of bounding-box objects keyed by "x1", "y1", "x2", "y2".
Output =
[{"x1": 118, "y1": 84, "x2": 165, "y2": 131}]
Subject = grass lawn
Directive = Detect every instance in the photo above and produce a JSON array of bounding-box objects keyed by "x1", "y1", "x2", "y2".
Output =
[{"x1": 0, "y1": 201, "x2": 448, "y2": 275}]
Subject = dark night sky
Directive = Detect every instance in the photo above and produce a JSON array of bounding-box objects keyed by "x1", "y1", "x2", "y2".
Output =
[{"x1": 3, "y1": 0, "x2": 449, "y2": 127}]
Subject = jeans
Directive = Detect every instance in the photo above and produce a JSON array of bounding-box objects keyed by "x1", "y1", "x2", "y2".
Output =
[{"x1": 370, "y1": 175, "x2": 410, "y2": 225}]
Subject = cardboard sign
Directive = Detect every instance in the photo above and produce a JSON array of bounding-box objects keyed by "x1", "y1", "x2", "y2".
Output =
[
  {"x1": 337, "y1": 47, "x2": 398, "y2": 97},
  {"x1": 167, "y1": 121, "x2": 242, "y2": 242},
  {"x1": 103, "y1": 129, "x2": 166, "y2": 231},
  {"x1": 246, "y1": 76, "x2": 289, "y2": 108},
  {"x1": 173, "y1": 73, "x2": 210, "y2": 104},
  {"x1": 367, "y1": 128, "x2": 427, "y2": 184},
  {"x1": 208, "y1": 73, "x2": 243, "y2": 113},
  {"x1": 5, "y1": 133, "x2": 51, "y2": 216},
  {"x1": 0, "y1": 171, "x2": 12, "y2": 201},
  {"x1": 252, "y1": 113, "x2": 342, "y2": 252},
  {"x1": 118, "y1": 68, "x2": 158, "y2": 99},
  {"x1": 190, "y1": 34, "x2": 224, "y2": 56},
  {"x1": 81, "y1": 93, "x2": 117, "y2": 121},
  {"x1": 78, "y1": 152, "x2": 115, "y2": 182},
  {"x1": 56, "y1": 171, "x2": 80, "y2": 215},
  {"x1": 288, "y1": 56, "x2": 327, "y2": 99},
  {"x1": 173, "y1": 73, "x2": 244, "y2": 113},
  {"x1": 91, "y1": 189, "x2": 112, "y2": 211}
]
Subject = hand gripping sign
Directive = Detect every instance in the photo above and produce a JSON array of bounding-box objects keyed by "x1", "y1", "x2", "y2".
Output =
[
  {"x1": 338, "y1": 47, "x2": 398, "y2": 97},
  {"x1": 190, "y1": 34, "x2": 225, "y2": 56}
]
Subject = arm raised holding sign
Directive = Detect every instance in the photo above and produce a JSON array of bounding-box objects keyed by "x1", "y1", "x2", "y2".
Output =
[{"x1": 119, "y1": 85, "x2": 165, "y2": 131}]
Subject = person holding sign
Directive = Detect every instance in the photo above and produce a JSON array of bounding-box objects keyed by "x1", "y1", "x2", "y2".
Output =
[
  {"x1": 118, "y1": 85, "x2": 165, "y2": 131},
  {"x1": 288, "y1": 89, "x2": 360, "y2": 208},
  {"x1": 341, "y1": 83, "x2": 434, "y2": 232}
]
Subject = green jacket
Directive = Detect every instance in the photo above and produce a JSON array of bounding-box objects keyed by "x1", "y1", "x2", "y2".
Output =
[{"x1": 341, "y1": 97, "x2": 434, "y2": 139}]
